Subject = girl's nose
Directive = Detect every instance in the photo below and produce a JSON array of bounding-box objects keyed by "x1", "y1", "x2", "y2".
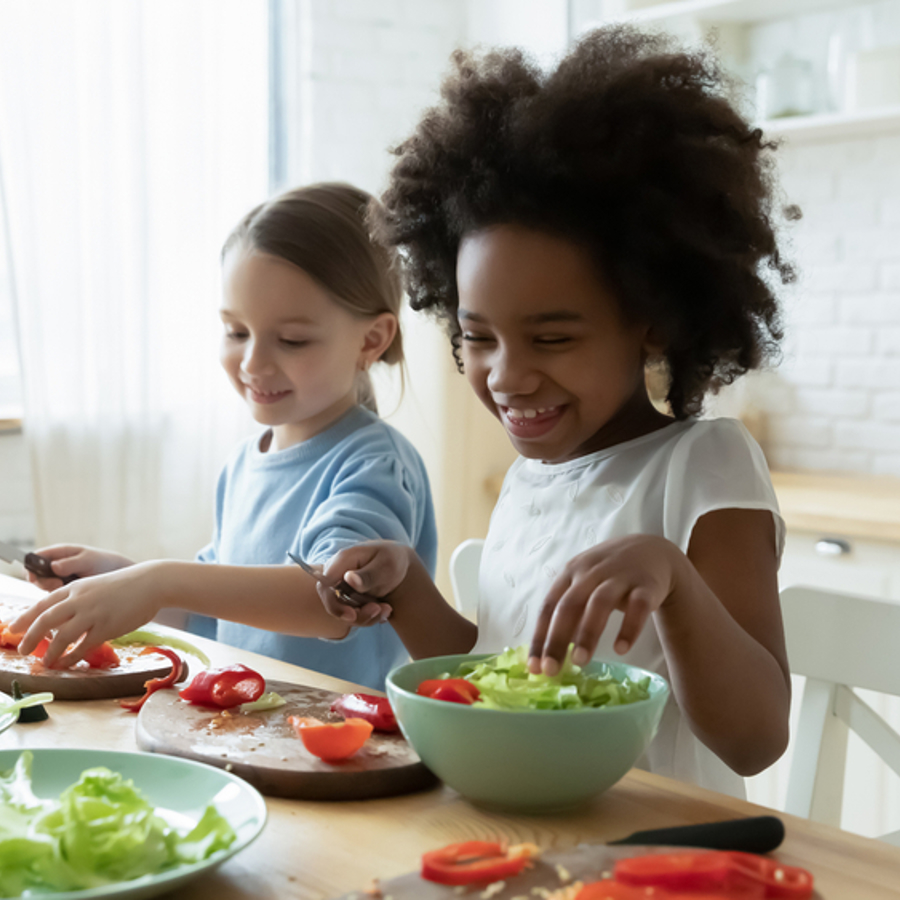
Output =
[
  {"x1": 240, "y1": 340, "x2": 275, "y2": 377},
  {"x1": 485, "y1": 345, "x2": 539, "y2": 396}
]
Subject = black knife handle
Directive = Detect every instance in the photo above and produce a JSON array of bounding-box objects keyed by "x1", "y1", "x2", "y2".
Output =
[
  {"x1": 24, "y1": 552, "x2": 77, "y2": 585},
  {"x1": 610, "y1": 815, "x2": 785, "y2": 854}
]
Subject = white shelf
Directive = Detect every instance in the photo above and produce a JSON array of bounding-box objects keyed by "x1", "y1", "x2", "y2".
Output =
[
  {"x1": 591, "y1": 0, "x2": 866, "y2": 26},
  {"x1": 758, "y1": 105, "x2": 900, "y2": 143}
]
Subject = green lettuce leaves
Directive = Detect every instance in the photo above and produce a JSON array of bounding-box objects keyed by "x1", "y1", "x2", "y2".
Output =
[
  {"x1": 451, "y1": 645, "x2": 651, "y2": 711},
  {"x1": 0, "y1": 751, "x2": 235, "y2": 896}
]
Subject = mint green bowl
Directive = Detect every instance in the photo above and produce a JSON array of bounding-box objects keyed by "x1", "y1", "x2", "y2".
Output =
[{"x1": 386, "y1": 654, "x2": 669, "y2": 813}]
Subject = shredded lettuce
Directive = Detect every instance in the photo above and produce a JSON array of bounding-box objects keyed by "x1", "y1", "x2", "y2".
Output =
[
  {"x1": 0, "y1": 751, "x2": 235, "y2": 896},
  {"x1": 449, "y1": 645, "x2": 651, "y2": 711}
]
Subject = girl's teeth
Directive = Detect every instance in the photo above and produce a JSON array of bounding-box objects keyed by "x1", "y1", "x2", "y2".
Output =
[{"x1": 508, "y1": 407, "x2": 550, "y2": 419}]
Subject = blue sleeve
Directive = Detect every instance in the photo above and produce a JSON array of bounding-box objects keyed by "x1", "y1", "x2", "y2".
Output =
[{"x1": 299, "y1": 454, "x2": 428, "y2": 567}]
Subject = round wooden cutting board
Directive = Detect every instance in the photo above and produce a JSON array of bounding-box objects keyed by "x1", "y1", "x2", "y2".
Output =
[
  {"x1": 136, "y1": 679, "x2": 439, "y2": 801},
  {"x1": 0, "y1": 644, "x2": 174, "y2": 701}
]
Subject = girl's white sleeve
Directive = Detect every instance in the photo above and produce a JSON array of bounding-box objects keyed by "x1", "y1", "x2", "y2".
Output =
[{"x1": 662, "y1": 418, "x2": 785, "y2": 563}]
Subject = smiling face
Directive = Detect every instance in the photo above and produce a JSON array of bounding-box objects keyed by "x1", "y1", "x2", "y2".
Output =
[
  {"x1": 456, "y1": 225, "x2": 669, "y2": 464},
  {"x1": 220, "y1": 247, "x2": 395, "y2": 450}
]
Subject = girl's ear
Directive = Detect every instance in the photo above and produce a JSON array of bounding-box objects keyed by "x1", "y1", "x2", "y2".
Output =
[
  {"x1": 642, "y1": 325, "x2": 667, "y2": 359},
  {"x1": 359, "y1": 312, "x2": 398, "y2": 369}
]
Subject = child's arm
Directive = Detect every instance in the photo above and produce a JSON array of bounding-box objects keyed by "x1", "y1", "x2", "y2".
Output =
[
  {"x1": 25, "y1": 545, "x2": 135, "y2": 591},
  {"x1": 9, "y1": 560, "x2": 388, "y2": 668},
  {"x1": 322, "y1": 542, "x2": 478, "y2": 658},
  {"x1": 528, "y1": 508, "x2": 789, "y2": 777}
]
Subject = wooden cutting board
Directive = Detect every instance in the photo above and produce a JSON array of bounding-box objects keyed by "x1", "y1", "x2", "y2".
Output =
[
  {"x1": 0, "y1": 599, "x2": 173, "y2": 700},
  {"x1": 136, "y1": 679, "x2": 439, "y2": 801},
  {"x1": 333, "y1": 844, "x2": 822, "y2": 899}
]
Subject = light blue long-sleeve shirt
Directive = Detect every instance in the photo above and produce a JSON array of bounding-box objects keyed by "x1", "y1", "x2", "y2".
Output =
[{"x1": 191, "y1": 405, "x2": 437, "y2": 690}]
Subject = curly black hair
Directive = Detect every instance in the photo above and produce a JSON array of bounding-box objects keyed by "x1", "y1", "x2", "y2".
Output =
[{"x1": 371, "y1": 25, "x2": 796, "y2": 418}]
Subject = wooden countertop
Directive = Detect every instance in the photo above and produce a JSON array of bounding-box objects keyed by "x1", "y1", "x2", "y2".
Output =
[
  {"x1": 1, "y1": 574, "x2": 899, "y2": 898},
  {"x1": 771, "y1": 470, "x2": 900, "y2": 544}
]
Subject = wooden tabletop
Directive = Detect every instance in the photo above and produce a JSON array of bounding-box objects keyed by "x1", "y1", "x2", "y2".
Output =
[{"x1": 1, "y1": 574, "x2": 899, "y2": 899}]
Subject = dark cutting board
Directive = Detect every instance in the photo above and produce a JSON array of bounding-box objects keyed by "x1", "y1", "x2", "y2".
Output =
[
  {"x1": 0, "y1": 644, "x2": 174, "y2": 701},
  {"x1": 333, "y1": 844, "x2": 822, "y2": 899},
  {"x1": 135, "y1": 679, "x2": 438, "y2": 801}
]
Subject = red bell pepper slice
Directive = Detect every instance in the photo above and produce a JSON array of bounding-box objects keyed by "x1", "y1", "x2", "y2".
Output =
[
  {"x1": 576, "y1": 883, "x2": 760, "y2": 899},
  {"x1": 178, "y1": 663, "x2": 265, "y2": 709},
  {"x1": 119, "y1": 647, "x2": 184, "y2": 712},
  {"x1": 416, "y1": 678, "x2": 480, "y2": 704},
  {"x1": 420, "y1": 841, "x2": 533, "y2": 886},
  {"x1": 288, "y1": 715, "x2": 373, "y2": 761},
  {"x1": 614, "y1": 851, "x2": 813, "y2": 899},
  {"x1": 330, "y1": 693, "x2": 399, "y2": 732}
]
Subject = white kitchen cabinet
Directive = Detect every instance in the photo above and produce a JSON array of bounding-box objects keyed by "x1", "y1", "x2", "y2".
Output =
[
  {"x1": 571, "y1": 0, "x2": 900, "y2": 143},
  {"x1": 779, "y1": 529, "x2": 900, "y2": 600}
]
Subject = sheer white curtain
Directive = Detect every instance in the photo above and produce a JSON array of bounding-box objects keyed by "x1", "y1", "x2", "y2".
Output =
[{"x1": 0, "y1": 0, "x2": 268, "y2": 560}]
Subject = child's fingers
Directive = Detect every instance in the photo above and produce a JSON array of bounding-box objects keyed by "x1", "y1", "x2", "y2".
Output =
[
  {"x1": 527, "y1": 574, "x2": 574, "y2": 672},
  {"x1": 9, "y1": 592, "x2": 64, "y2": 645},
  {"x1": 612, "y1": 587, "x2": 655, "y2": 654},
  {"x1": 316, "y1": 583, "x2": 357, "y2": 622},
  {"x1": 569, "y1": 580, "x2": 627, "y2": 662}
]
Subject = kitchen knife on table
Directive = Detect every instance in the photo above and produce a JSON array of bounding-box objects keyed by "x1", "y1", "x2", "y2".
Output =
[
  {"x1": 0, "y1": 539, "x2": 77, "y2": 584},
  {"x1": 610, "y1": 814, "x2": 785, "y2": 853},
  {"x1": 287, "y1": 551, "x2": 375, "y2": 609}
]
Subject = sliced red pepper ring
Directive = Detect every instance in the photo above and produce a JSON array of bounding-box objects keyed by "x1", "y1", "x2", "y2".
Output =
[
  {"x1": 614, "y1": 851, "x2": 813, "y2": 899},
  {"x1": 119, "y1": 647, "x2": 184, "y2": 713},
  {"x1": 330, "y1": 693, "x2": 399, "y2": 733},
  {"x1": 288, "y1": 715, "x2": 374, "y2": 761},
  {"x1": 420, "y1": 840, "x2": 535, "y2": 886},
  {"x1": 178, "y1": 663, "x2": 265, "y2": 709},
  {"x1": 576, "y1": 883, "x2": 760, "y2": 900},
  {"x1": 416, "y1": 678, "x2": 481, "y2": 704}
]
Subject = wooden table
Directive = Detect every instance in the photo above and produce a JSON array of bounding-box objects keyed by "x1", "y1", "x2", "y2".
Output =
[{"x1": 1, "y1": 575, "x2": 899, "y2": 899}]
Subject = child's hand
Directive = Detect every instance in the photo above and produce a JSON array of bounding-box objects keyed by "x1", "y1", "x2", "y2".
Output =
[
  {"x1": 318, "y1": 542, "x2": 412, "y2": 626},
  {"x1": 9, "y1": 561, "x2": 163, "y2": 668},
  {"x1": 528, "y1": 534, "x2": 685, "y2": 675},
  {"x1": 25, "y1": 544, "x2": 134, "y2": 591}
]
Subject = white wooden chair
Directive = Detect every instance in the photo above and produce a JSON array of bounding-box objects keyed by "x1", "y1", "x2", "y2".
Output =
[
  {"x1": 449, "y1": 538, "x2": 484, "y2": 618},
  {"x1": 781, "y1": 585, "x2": 900, "y2": 845}
]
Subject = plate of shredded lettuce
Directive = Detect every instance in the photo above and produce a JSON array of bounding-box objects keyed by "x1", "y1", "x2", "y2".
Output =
[
  {"x1": 0, "y1": 747, "x2": 266, "y2": 899},
  {"x1": 448, "y1": 645, "x2": 652, "y2": 711}
]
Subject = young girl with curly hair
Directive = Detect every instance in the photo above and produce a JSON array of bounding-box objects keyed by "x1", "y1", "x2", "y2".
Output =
[
  {"x1": 11, "y1": 183, "x2": 437, "y2": 690},
  {"x1": 325, "y1": 26, "x2": 793, "y2": 794}
]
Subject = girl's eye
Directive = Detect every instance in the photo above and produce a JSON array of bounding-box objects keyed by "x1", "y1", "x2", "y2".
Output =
[
  {"x1": 280, "y1": 338, "x2": 309, "y2": 348},
  {"x1": 225, "y1": 330, "x2": 248, "y2": 341},
  {"x1": 535, "y1": 336, "x2": 572, "y2": 346},
  {"x1": 461, "y1": 332, "x2": 493, "y2": 343}
]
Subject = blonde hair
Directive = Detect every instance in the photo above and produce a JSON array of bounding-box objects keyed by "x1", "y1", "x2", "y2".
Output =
[{"x1": 223, "y1": 182, "x2": 404, "y2": 413}]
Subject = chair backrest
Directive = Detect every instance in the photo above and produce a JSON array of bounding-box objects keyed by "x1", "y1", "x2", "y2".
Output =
[
  {"x1": 449, "y1": 539, "x2": 484, "y2": 618},
  {"x1": 781, "y1": 585, "x2": 900, "y2": 845}
]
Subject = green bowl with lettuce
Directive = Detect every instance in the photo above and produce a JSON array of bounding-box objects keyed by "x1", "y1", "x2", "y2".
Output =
[{"x1": 386, "y1": 646, "x2": 669, "y2": 813}]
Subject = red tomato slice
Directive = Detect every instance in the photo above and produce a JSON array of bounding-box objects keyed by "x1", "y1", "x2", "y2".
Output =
[
  {"x1": 288, "y1": 715, "x2": 373, "y2": 761},
  {"x1": 82, "y1": 642, "x2": 121, "y2": 669},
  {"x1": 421, "y1": 841, "x2": 532, "y2": 886}
]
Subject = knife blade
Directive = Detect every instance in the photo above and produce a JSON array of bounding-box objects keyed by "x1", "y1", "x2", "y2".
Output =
[
  {"x1": 609, "y1": 815, "x2": 785, "y2": 854},
  {"x1": 287, "y1": 552, "x2": 376, "y2": 609},
  {"x1": 0, "y1": 539, "x2": 76, "y2": 584}
]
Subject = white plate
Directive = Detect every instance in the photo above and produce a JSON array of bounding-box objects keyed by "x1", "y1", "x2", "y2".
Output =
[
  {"x1": 0, "y1": 690, "x2": 17, "y2": 735},
  {"x1": 0, "y1": 747, "x2": 267, "y2": 900}
]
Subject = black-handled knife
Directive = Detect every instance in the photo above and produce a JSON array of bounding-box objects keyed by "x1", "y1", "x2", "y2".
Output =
[
  {"x1": 0, "y1": 539, "x2": 78, "y2": 585},
  {"x1": 610, "y1": 815, "x2": 785, "y2": 854}
]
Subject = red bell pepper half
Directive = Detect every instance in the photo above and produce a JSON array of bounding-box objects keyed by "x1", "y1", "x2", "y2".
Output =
[
  {"x1": 330, "y1": 693, "x2": 399, "y2": 732},
  {"x1": 288, "y1": 715, "x2": 374, "y2": 761},
  {"x1": 421, "y1": 841, "x2": 535, "y2": 886},
  {"x1": 416, "y1": 678, "x2": 480, "y2": 704},
  {"x1": 614, "y1": 851, "x2": 813, "y2": 899},
  {"x1": 119, "y1": 646, "x2": 184, "y2": 712},
  {"x1": 178, "y1": 663, "x2": 265, "y2": 709}
]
